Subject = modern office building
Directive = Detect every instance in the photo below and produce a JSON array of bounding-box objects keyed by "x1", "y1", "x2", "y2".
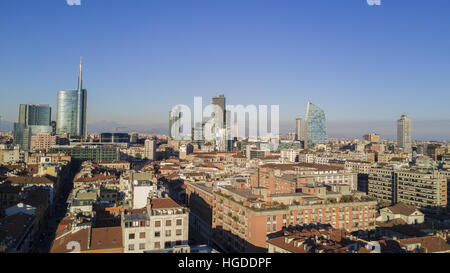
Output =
[
  {"x1": 13, "y1": 104, "x2": 52, "y2": 151},
  {"x1": 295, "y1": 118, "x2": 302, "y2": 141},
  {"x1": 169, "y1": 107, "x2": 182, "y2": 140},
  {"x1": 56, "y1": 59, "x2": 87, "y2": 139},
  {"x1": 100, "y1": 133, "x2": 130, "y2": 143},
  {"x1": 212, "y1": 94, "x2": 226, "y2": 125},
  {"x1": 304, "y1": 102, "x2": 327, "y2": 148},
  {"x1": 212, "y1": 95, "x2": 230, "y2": 151},
  {"x1": 18, "y1": 104, "x2": 51, "y2": 126},
  {"x1": 397, "y1": 114, "x2": 412, "y2": 154},
  {"x1": 49, "y1": 145, "x2": 119, "y2": 162}
]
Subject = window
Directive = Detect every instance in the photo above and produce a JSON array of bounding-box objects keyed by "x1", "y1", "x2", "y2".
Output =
[
  {"x1": 176, "y1": 219, "x2": 182, "y2": 226},
  {"x1": 139, "y1": 243, "x2": 145, "y2": 250},
  {"x1": 176, "y1": 229, "x2": 182, "y2": 236},
  {"x1": 165, "y1": 242, "x2": 172, "y2": 248},
  {"x1": 129, "y1": 233, "x2": 135, "y2": 240},
  {"x1": 140, "y1": 221, "x2": 146, "y2": 227},
  {"x1": 176, "y1": 240, "x2": 182, "y2": 245},
  {"x1": 140, "y1": 232, "x2": 146, "y2": 239},
  {"x1": 128, "y1": 244, "x2": 134, "y2": 251},
  {"x1": 154, "y1": 242, "x2": 161, "y2": 249},
  {"x1": 165, "y1": 230, "x2": 171, "y2": 237},
  {"x1": 267, "y1": 224, "x2": 270, "y2": 233},
  {"x1": 155, "y1": 220, "x2": 161, "y2": 227},
  {"x1": 166, "y1": 220, "x2": 172, "y2": 226},
  {"x1": 155, "y1": 231, "x2": 160, "y2": 237}
]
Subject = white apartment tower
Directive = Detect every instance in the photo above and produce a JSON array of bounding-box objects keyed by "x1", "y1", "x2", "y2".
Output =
[
  {"x1": 397, "y1": 114, "x2": 412, "y2": 154},
  {"x1": 144, "y1": 138, "x2": 156, "y2": 160}
]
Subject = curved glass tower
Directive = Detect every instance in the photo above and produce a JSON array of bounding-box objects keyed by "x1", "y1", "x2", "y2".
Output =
[
  {"x1": 304, "y1": 102, "x2": 327, "y2": 148},
  {"x1": 56, "y1": 59, "x2": 87, "y2": 138}
]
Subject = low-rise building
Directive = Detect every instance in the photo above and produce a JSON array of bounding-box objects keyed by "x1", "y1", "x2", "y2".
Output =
[{"x1": 121, "y1": 197, "x2": 189, "y2": 253}]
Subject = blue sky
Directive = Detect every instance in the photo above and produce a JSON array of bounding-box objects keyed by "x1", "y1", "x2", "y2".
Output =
[{"x1": 0, "y1": 0, "x2": 449, "y2": 140}]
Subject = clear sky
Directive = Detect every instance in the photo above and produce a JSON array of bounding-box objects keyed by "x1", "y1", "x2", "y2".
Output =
[{"x1": 0, "y1": 0, "x2": 449, "y2": 140}]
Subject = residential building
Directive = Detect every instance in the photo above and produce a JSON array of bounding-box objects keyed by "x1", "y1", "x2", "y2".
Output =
[
  {"x1": 368, "y1": 167, "x2": 447, "y2": 212},
  {"x1": 121, "y1": 198, "x2": 189, "y2": 253},
  {"x1": 397, "y1": 114, "x2": 412, "y2": 154}
]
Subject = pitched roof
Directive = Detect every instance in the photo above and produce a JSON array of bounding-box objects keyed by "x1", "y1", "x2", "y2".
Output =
[
  {"x1": 89, "y1": 226, "x2": 123, "y2": 251},
  {"x1": 0, "y1": 213, "x2": 35, "y2": 250},
  {"x1": 50, "y1": 228, "x2": 90, "y2": 253},
  {"x1": 398, "y1": 236, "x2": 450, "y2": 253},
  {"x1": 150, "y1": 198, "x2": 182, "y2": 209},
  {"x1": 3, "y1": 175, "x2": 56, "y2": 185},
  {"x1": 387, "y1": 203, "x2": 419, "y2": 216}
]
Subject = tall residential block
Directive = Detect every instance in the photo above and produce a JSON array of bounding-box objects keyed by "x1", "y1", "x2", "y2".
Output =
[
  {"x1": 144, "y1": 138, "x2": 156, "y2": 161},
  {"x1": 397, "y1": 114, "x2": 412, "y2": 154},
  {"x1": 368, "y1": 167, "x2": 447, "y2": 213},
  {"x1": 295, "y1": 118, "x2": 302, "y2": 141}
]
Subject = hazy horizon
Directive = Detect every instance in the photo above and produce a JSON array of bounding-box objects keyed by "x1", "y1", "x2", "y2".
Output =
[{"x1": 1, "y1": 0, "x2": 449, "y2": 141}]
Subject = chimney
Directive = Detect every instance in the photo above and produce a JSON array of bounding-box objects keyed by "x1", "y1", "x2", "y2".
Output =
[{"x1": 146, "y1": 197, "x2": 152, "y2": 215}]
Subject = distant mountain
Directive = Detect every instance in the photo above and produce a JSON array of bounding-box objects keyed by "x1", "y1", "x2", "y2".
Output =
[
  {"x1": 87, "y1": 121, "x2": 168, "y2": 134},
  {"x1": 0, "y1": 120, "x2": 13, "y2": 131}
]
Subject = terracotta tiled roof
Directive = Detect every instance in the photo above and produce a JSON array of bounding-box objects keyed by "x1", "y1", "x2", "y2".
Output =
[
  {"x1": 3, "y1": 175, "x2": 56, "y2": 185},
  {"x1": 398, "y1": 236, "x2": 450, "y2": 253},
  {"x1": 50, "y1": 228, "x2": 90, "y2": 253},
  {"x1": 150, "y1": 198, "x2": 182, "y2": 209},
  {"x1": 387, "y1": 203, "x2": 419, "y2": 216},
  {"x1": 89, "y1": 226, "x2": 123, "y2": 251},
  {"x1": 74, "y1": 174, "x2": 117, "y2": 183}
]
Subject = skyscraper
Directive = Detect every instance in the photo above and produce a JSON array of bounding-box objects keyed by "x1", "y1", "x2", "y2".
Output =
[
  {"x1": 295, "y1": 118, "x2": 302, "y2": 141},
  {"x1": 144, "y1": 138, "x2": 156, "y2": 160},
  {"x1": 18, "y1": 104, "x2": 51, "y2": 126},
  {"x1": 304, "y1": 102, "x2": 327, "y2": 148},
  {"x1": 14, "y1": 104, "x2": 52, "y2": 150},
  {"x1": 212, "y1": 94, "x2": 229, "y2": 151},
  {"x1": 397, "y1": 114, "x2": 412, "y2": 153},
  {"x1": 56, "y1": 59, "x2": 87, "y2": 139},
  {"x1": 169, "y1": 106, "x2": 182, "y2": 140},
  {"x1": 212, "y1": 94, "x2": 226, "y2": 125}
]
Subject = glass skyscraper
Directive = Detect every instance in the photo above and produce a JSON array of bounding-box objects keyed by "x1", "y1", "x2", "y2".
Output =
[
  {"x1": 56, "y1": 59, "x2": 87, "y2": 138},
  {"x1": 14, "y1": 104, "x2": 52, "y2": 150},
  {"x1": 304, "y1": 102, "x2": 327, "y2": 148},
  {"x1": 18, "y1": 104, "x2": 51, "y2": 126}
]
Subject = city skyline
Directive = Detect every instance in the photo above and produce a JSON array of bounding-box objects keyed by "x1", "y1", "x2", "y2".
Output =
[{"x1": 1, "y1": 0, "x2": 450, "y2": 140}]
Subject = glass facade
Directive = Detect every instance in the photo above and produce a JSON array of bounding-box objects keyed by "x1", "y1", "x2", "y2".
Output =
[
  {"x1": 14, "y1": 104, "x2": 52, "y2": 150},
  {"x1": 18, "y1": 104, "x2": 51, "y2": 126},
  {"x1": 304, "y1": 102, "x2": 327, "y2": 148},
  {"x1": 56, "y1": 61, "x2": 87, "y2": 138}
]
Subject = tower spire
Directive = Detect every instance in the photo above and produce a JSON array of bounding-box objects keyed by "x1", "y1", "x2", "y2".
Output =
[{"x1": 78, "y1": 57, "x2": 82, "y2": 90}]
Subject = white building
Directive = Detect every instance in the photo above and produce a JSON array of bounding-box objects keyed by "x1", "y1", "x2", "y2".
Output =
[
  {"x1": 397, "y1": 114, "x2": 412, "y2": 154},
  {"x1": 144, "y1": 138, "x2": 156, "y2": 160},
  {"x1": 122, "y1": 197, "x2": 189, "y2": 253}
]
